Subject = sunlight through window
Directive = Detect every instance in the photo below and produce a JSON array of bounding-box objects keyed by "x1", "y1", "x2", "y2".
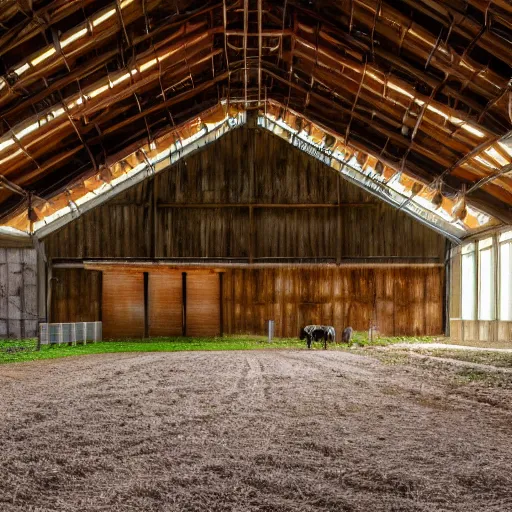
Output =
[
  {"x1": 461, "y1": 243, "x2": 476, "y2": 320},
  {"x1": 499, "y1": 231, "x2": 512, "y2": 321},
  {"x1": 478, "y1": 238, "x2": 495, "y2": 321}
]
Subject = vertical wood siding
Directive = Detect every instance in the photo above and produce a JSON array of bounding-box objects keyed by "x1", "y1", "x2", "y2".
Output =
[
  {"x1": 44, "y1": 125, "x2": 446, "y2": 336},
  {"x1": 51, "y1": 266, "x2": 443, "y2": 337},
  {"x1": 0, "y1": 248, "x2": 38, "y2": 338},
  {"x1": 186, "y1": 273, "x2": 221, "y2": 336},
  {"x1": 102, "y1": 272, "x2": 145, "y2": 339},
  {"x1": 51, "y1": 269, "x2": 101, "y2": 323},
  {"x1": 44, "y1": 126, "x2": 445, "y2": 261},
  {"x1": 148, "y1": 272, "x2": 183, "y2": 336},
  {"x1": 223, "y1": 267, "x2": 444, "y2": 337}
]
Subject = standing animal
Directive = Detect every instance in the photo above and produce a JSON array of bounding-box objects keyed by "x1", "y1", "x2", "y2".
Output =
[
  {"x1": 341, "y1": 326, "x2": 353, "y2": 345},
  {"x1": 300, "y1": 325, "x2": 335, "y2": 350}
]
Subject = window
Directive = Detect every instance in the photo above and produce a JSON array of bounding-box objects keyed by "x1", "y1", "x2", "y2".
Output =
[
  {"x1": 478, "y1": 238, "x2": 495, "y2": 320},
  {"x1": 499, "y1": 231, "x2": 512, "y2": 321},
  {"x1": 461, "y1": 243, "x2": 476, "y2": 320}
]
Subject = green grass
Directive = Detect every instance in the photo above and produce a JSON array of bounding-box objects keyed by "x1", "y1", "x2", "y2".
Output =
[
  {"x1": 415, "y1": 349, "x2": 512, "y2": 369},
  {"x1": 0, "y1": 332, "x2": 439, "y2": 365},
  {"x1": 344, "y1": 332, "x2": 438, "y2": 347},
  {"x1": 0, "y1": 336, "x2": 301, "y2": 364}
]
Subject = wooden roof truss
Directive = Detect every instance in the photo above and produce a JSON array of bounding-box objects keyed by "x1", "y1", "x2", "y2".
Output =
[{"x1": 0, "y1": 0, "x2": 510, "y2": 240}]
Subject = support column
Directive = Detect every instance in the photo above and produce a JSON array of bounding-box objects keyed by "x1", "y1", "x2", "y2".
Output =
[
  {"x1": 249, "y1": 205, "x2": 254, "y2": 263},
  {"x1": 336, "y1": 174, "x2": 342, "y2": 265}
]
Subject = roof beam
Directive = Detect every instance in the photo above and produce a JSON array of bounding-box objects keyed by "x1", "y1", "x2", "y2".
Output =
[
  {"x1": 94, "y1": 70, "x2": 229, "y2": 138},
  {"x1": 285, "y1": 0, "x2": 509, "y2": 104},
  {"x1": 397, "y1": 0, "x2": 512, "y2": 66},
  {"x1": 264, "y1": 67, "x2": 456, "y2": 168},
  {"x1": 266, "y1": 93, "x2": 512, "y2": 224},
  {"x1": 0, "y1": 1, "x2": 98, "y2": 56}
]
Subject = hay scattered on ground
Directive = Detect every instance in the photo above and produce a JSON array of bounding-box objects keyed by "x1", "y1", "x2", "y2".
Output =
[{"x1": 1, "y1": 350, "x2": 511, "y2": 511}]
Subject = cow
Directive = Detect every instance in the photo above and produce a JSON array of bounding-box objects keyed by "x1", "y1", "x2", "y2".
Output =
[
  {"x1": 341, "y1": 326, "x2": 353, "y2": 345},
  {"x1": 300, "y1": 325, "x2": 336, "y2": 350}
]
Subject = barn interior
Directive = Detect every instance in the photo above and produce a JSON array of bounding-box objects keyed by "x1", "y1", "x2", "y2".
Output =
[{"x1": 0, "y1": 0, "x2": 511, "y2": 346}]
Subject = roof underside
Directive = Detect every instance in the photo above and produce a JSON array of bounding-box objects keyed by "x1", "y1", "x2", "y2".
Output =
[{"x1": 0, "y1": 0, "x2": 511, "y2": 241}]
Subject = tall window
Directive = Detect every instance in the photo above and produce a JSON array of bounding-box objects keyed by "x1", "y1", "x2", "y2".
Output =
[
  {"x1": 478, "y1": 238, "x2": 495, "y2": 320},
  {"x1": 499, "y1": 231, "x2": 512, "y2": 321},
  {"x1": 461, "y1": 243, "x2": 476, "y2": 320}
]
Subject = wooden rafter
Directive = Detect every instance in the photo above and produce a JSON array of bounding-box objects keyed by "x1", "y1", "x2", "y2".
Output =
[{"x1": 0, "y1": 0, "x2": 510, "y2": 228}]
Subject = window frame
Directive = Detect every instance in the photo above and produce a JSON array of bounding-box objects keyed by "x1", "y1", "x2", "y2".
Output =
[
  {"x1": 460, "y1": 242, "x2": 477, "y2": 321},
  {"x1": 498, "y1": 231, "x2": 512, "y2": 321},
  {"x1": 477, "y1": 238, "x2": 495, "y2": 321}
]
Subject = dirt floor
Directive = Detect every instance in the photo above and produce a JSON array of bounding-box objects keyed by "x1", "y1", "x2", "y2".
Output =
[{"x1": 1, "y1": 349, "x2": 512, "y2": 512}]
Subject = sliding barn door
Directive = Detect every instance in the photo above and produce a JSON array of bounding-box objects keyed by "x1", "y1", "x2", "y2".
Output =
[
  {"x1": 186, "y1": 273, "x2": 220, "y2": 336},
  {"x1": 148, "y1": 272, "x2": 183, "y2": 336},
  {"x1": 102, "y1": 272, "x2": 144, "y2": 339}
]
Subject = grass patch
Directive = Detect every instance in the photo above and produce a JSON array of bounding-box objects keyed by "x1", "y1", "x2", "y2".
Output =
[
  {"x1": 0, "y1": 336, "x2": 304, "y2": 365},
  {"x1": 415, "y1": 349, "x2": 512, "y2": 369},
  {"x1": 452, "y1": 367, "x2": 512, "y2": 389},
  {"x1": 0, "y1": 332, "x2": 440, "y2": 365},
  {"x1": 345, "y1": 332, "x2": 438, "y2": 347},
  {"x1": 455, "y1": 368, "x2": 491, "y2": 383}
]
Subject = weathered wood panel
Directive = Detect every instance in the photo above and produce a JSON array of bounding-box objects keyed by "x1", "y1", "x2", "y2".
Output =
[
  {"x1": 102, "y1": 272, "x2": 144, "y2": 339},
  {"x1": 51, "y1": 264, "x2": 444, "y2": 338},
  {"x1": 50, "y1": 269, "x2": 101, "y2": 323},
  {"x1": 0, "y1": 248, "x2": 38, "y2": 338},
  {"x1": 148, "y1": 272, "x2": 183, "y2": 336},
  {"x1": 41, "y1": 125, "x2": 447, "y2": 338},
  {"x1": 253, "y1": 208, "x2": 338, "y2": 259},
  {"x1": 45, "y1": 182, "x2": 152, "y2": 259},
  {"x1": 186, "y1": 273, "x2": 220, "y2": 336},
  {"x1": 450, "y1": 319, "x2": 512, "y2": 346},
  {"x1": 44, "y1": 126, "x2": 446, "y2": 261},
  {"x1": 157, "y1": 207, "x2": 249, "y2": 258},
  {"x1": 223, "y1": 267, "x2": 444, "y2": 338}
]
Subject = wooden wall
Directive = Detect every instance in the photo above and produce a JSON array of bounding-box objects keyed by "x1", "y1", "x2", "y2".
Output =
[
  {"x1": 50, "y1": 265, "x2": 444, "y2": 337},
  {"x1": 44, "y1": 125, "x2": 446, "y2": 261},
  {"x1": 223, "y1": 267, "x2": 444, "y2": 337},
  {"x1": 45, "y1": 124, "x2": 447, "y2": 336},
  {"x1": 50, "y1": 268, "x2": 101, "y2": 324},
  {"x1": 0, "y1": 248, "x2": 38, "y2": 338}
]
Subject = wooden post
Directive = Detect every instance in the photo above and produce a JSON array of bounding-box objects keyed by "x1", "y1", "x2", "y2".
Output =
[
  {"x1": 46, "y1": 260, "x2": 53, "y2": 324},
  {"x1": 424, "y1": 263, "x2": 429, "y2": 335},
  {"x1": 151, "y1": 177, "x2": 158, "y2": 258},
  {"x1": 443, "y1": 239, "x2": 451, "y2": 337},
  {"x1": 248, "y1": 205, "x2": 254, "y2": 264},
  {"x1": 182, "y1": 272, "x2": 187, "y2": 336},
  {"x1": 493, "y1": 234, "x2": 499, "y2": 343},
  {"x1": 143, "y1": 272, "x2": 149, "y2": 338},
  {"x1": 249, "y1": 117, "x2": 255, "y2": 264},
  {"x1": 35, "y1": 239, "x2": 47, "y2": 350},
  {"x1": 336, "y1": 174, "x2": 342, "y2": 265},
  {"x1": 98, "y1": 271, "x2": 103, "y2": 322},
  {"x1": 219, "y1": 272, "x2": 224, "y2": 336},
  {"x1": 474, "y1": 241, "x2": 479, "y2": 326}
]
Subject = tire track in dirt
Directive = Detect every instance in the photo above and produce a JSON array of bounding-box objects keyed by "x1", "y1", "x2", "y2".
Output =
[
  {"x1": 272, "y1": 350, "x2": 512, "y2": 426},
  {"x1": 222, "y1": 354, "x2": 270, "y2": 413},
  {"x1": 223, "y1": 354, "x2": 251, "y2": 404},
  {"x1": 259, "y1": 358, "x2": 271, "y2": 401},
  {"x1": 277, "y1": 350, "x2": 380, "y2": 377}
]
